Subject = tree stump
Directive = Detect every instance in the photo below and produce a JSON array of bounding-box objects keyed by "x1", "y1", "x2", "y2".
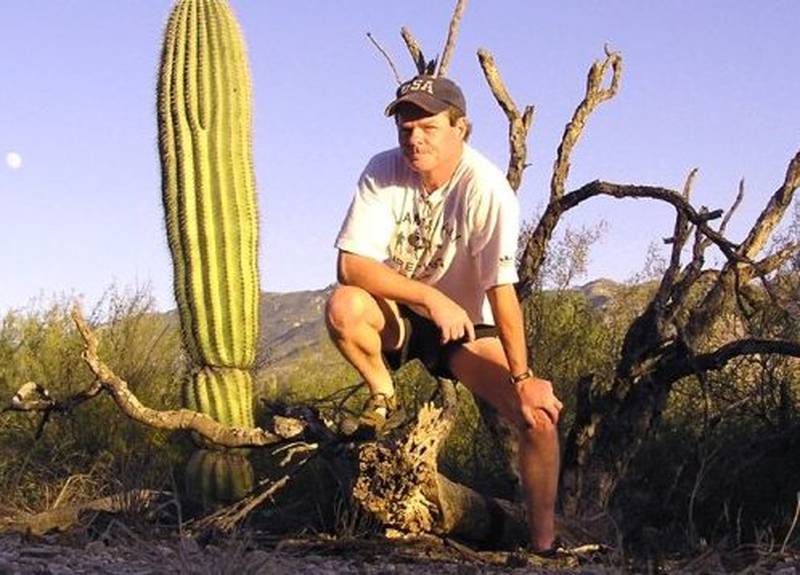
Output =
[{"x1": 350, "y1": 381, "x2": 527, "y2": 548}]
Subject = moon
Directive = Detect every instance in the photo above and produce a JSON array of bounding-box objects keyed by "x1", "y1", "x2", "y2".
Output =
[{"x1": 5, "y1": 152, "x2": 22, "y2": 170}]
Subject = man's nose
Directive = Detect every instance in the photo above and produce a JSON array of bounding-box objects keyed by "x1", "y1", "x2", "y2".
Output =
[{"x1": 407, "y1": 127, "x2": 424, "y2": 144}]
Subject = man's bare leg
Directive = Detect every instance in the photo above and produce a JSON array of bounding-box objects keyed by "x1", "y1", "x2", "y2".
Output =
[
  {"x1": 325, "y1": 285, "x2": 402, "y2": 400},
  {"x1": 449, "y1": 338, "x2": 560, "y2": 551}
]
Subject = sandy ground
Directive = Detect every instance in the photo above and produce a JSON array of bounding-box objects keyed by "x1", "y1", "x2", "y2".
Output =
[
  {"x1": 1, "y1": 528, "x2": 797, "y2": 574},
  {"x1": 0, "y1": 530, "x2": 617, "y2": 575}
]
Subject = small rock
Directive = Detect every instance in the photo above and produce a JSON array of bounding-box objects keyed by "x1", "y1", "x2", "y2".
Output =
[
  {"x1": 85, "y1": 539, "x2": 108, "y2": 555},
  {"x1": 505, "y1": 550, "x2": 528, "y2": 568},
  {"x1": 22, "y1": 545, "x2": 61, "y2": 558}
]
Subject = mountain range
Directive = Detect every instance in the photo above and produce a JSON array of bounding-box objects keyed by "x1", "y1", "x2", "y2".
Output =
[{"x1": 256, "y1": 279, "x2": 622, "y2": 389}]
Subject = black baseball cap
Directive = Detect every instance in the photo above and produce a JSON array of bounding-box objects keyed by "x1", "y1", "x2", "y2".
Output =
[{"x1": 384, "y1": 75, "x2": 467, "y2": 117}]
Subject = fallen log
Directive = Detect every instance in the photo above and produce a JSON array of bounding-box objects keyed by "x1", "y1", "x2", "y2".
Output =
[{"x1": 351, "y1": 397, "x2": 527, "y2": 548}]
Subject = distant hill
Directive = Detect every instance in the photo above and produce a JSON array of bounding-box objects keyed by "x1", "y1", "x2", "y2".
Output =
[
  {"x1": 255, "y1": 279, "x2": 624, "y2": 389},
  {"x1": 575, "y1": 278, "x2": 621, "y2": 308},
  {"x1": 259, "y1": 286, "x2": 334, "y2": 366},
  {"x1": 256, "y1": 285, "x2": 345, "y2": 395}
]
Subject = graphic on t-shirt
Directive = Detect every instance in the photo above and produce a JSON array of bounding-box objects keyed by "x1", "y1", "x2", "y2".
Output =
[{"x1": 389, "y1": 193, "x2": 461, "y2": 281}]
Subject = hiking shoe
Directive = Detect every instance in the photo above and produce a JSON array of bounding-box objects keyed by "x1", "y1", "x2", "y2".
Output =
[
  {"x1": 530, "y1": 539, "x2": 569, "y2": 559},
  {"x1": 339, "y1": 393, "x2": 406, "y2": 438},
  {"x1": 506, "y1": 539, "x2": 572, "y2": 568}
]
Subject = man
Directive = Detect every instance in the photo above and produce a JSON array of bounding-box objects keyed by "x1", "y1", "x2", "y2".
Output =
[{"x1": 325, "y1": 74, "x2": 563, "y2": 553}]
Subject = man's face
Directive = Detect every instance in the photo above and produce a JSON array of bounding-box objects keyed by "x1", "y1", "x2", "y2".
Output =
[{"x1": 395, "y1": 106, "x2": 465, "y2": 176}]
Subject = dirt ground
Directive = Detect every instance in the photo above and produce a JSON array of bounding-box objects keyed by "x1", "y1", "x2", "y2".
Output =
[
  {"x1": 0, "y1": 529, "x2": 623, "y2": 575},
  {"x1": 0, "y1": 525, "x2": 797, "y2": 574}
]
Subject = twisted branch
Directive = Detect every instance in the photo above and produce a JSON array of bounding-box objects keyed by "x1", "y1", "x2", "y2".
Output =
[
  {"x1": 551, "y1": 47, "x2": 622, "y2": 201},
  {"x1": 437, "y1": 0, "x2": 468, "y2": 77},
  {"x1": 517, "y1": 178, "x2": 740, "y2": 298},
  {"x1": 654, "y1": 169, "x2": 698, "y2": 313},
  {"x1": 670, "y1": 338, "x2": 800, "y2": 381},
  {"x1": 401, "y1": 27, "x2": 428, "y2": 75},
  {"x1": 477, "y1": 49, "x2": 534, "y2": 192},
  {"x1": 684, "y1": 149, "x2": 800, "y2": 344},
  {"x1": 367, "y1": 32, "x2": 402, "y2": 85},
  {"x1": 6, "y1": 307, "x2": 307, "y2": 447}
]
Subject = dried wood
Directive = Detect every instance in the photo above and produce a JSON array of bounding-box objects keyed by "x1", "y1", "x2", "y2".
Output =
[
  {"x1": 367, "y1": 32, "x2": 402, "y2": 85},
  {"x1": 477, "y1": 49, "x2": 534, "y2": 192},
  {"x1": 401, "y1": 27, "x2": 427, "y2": 75},
  {"x1": 437, "y1": 0, "x2": 468, "y2": 77},
  {"x1": 550, "y1": 48, "x2": 622, "y2": 201},
  {"x1": 65, "y1": 307, "x2": 305, "y2": 448},
  {"x1": 351, "y1": 401, "x2": 527, "y2": 547},
  {"x1": 0, "y1": 490, "x2": 168, "y2": 535}
]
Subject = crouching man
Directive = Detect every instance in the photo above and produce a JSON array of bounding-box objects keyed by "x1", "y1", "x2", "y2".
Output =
[{"x1": 325, "y1": 74, "x2": 563, "y2": 553}]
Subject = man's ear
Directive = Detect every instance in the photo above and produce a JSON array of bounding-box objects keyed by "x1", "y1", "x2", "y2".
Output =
[{"x1": 455, "y1": 116, "x2": 468, "y2": 139}]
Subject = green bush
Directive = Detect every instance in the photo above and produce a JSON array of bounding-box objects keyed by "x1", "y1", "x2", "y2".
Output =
[{"x1": 0, "y1": 286, "x2": 185, "y2": 513}]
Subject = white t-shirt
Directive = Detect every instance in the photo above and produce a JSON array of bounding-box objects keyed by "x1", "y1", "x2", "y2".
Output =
[{"x1": 335, "y1": 144, "x2": 519, "y2": 326}]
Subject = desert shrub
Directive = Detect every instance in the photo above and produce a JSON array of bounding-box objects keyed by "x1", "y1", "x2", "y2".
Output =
[
  {"x1": 619, "y1": 352, "x2": 800, "y2": 547},
  {"x1": 0, "y1": 285, "x2": 185, "y2": 513},
  {"x1": 523, "y1": 290, "x2": 618, "y2": 428}
]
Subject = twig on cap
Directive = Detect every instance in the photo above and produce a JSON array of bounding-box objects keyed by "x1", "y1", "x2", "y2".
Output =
[
  {"x1": 437, "y1": 0, "x2": 468, "y2": 77},
  {"x1": 401, "y1": 26, "x2": 427, "y2": 75},
  {"x1": 366, "y1": 32, "x2": 402, "y2": 85}
]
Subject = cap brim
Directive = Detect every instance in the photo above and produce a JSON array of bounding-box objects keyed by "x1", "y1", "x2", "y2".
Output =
[{"x1": 384, "y1": 92, "x2": 449, "y2": 117}]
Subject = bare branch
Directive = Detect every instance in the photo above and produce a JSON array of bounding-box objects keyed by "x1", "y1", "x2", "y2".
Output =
[
  {"x1": 550, "y1": 48, "x2": 623, "y2": 201},
  {"x1": 66, "y1": 306, "x2": 306, "y2": 449},
  {"x1": 517, "y1": 178, "x2": 737, "y2": 298},
  {"x1": 655, "y1": 169, "x2": 699, "y2": 311},
  {"x1": 477, "y1": 49, "x2": 534, "y2": 192},
  {"x1": 668, "y1": 177, "x2": 747, "y2": 321},
  {"x1": 187, "y1": 470, "x2": 302, "y2": 533},
  {"x1": 698, "y1": 179, "x2": 746, "y2": 254},
  {"x1": 684, "y1": 151, "x2": 800, "y2": 344},
  {"x1": 672, "y1": 338, "x2": 800, "y2": 381},
  {"x1": 401, "y1": 26, "x2": 427, "y2": 75},
  {"x1": 739, "y1": 149, "x2": 800, "y2": 259},
  {"x1": 4, "y1": 378, "x2": 105, "y2": 439},
  {"x1": 750, "y1": 241, "x2": 800, "y2": 276},
  {"x1": 720, "y1": 178, "x2": 745, "y2": 237},
  {"x1": 562, "y1": 181, "x2": 733, "y2": 252},
  {"x1": 366, "y1": 32, "x2": 402, "y2": 85},
  {"x1": 437, "y1": 0, "x2": 468, "y2": 77},
  {"x1": 664, "y1": 224, "x2": 712, "y2": 324},
  {"x1": 7, "y1": 381, "x2": 56, "y2": 413}
]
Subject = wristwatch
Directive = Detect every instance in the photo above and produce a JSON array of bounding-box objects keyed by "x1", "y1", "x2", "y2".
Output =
[{"x1": 509, "y1": 368, "x2": 533, "y2": 386}]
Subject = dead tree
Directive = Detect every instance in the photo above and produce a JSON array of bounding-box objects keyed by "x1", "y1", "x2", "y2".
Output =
[
  {"x1": 478, "y1": 43, "x2": 800, "y2": 518},
  {"x1": 557, "y1": 155, "x2": 800, "y2": 517}
]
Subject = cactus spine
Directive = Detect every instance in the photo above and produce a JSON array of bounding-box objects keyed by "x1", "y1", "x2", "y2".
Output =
[{"x1": 158, "y1": 0, "x2": 258, "y2": 429}]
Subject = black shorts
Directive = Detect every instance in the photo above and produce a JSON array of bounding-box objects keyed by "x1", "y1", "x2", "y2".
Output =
[{"x1": 383, "y1": 305, "x2": 499, "y2": 379}]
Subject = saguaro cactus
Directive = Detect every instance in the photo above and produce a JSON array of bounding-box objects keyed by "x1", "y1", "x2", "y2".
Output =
[{"x1": 157, "y1": 0, "x2": 258, "y2": 431}]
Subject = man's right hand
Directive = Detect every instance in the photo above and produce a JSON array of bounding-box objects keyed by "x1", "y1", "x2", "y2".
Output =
[{"x1": 423, "y1": 290, "x2": 475, "y2": 344}]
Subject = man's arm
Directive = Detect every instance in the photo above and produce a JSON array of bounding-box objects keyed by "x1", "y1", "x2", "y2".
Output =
[
  {"x1": 338, "y1": 251, "x2": 475, "y2": 343},
  {"x1": 487, "y1": 284, "x2": 562, "y2": 426}
]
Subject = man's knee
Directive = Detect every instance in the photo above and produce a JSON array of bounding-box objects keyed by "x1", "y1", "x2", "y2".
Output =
[
  {"x1": 325, "y1": 285, "x2": 375, "y2": 337},
  {"x1": 516, "y1": 414, "x2": 559, "y2": 447}
]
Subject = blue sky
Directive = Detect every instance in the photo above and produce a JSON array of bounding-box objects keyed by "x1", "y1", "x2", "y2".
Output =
[{"x1": 1, "y1": 1, "x2": 798, "y2": 314}]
